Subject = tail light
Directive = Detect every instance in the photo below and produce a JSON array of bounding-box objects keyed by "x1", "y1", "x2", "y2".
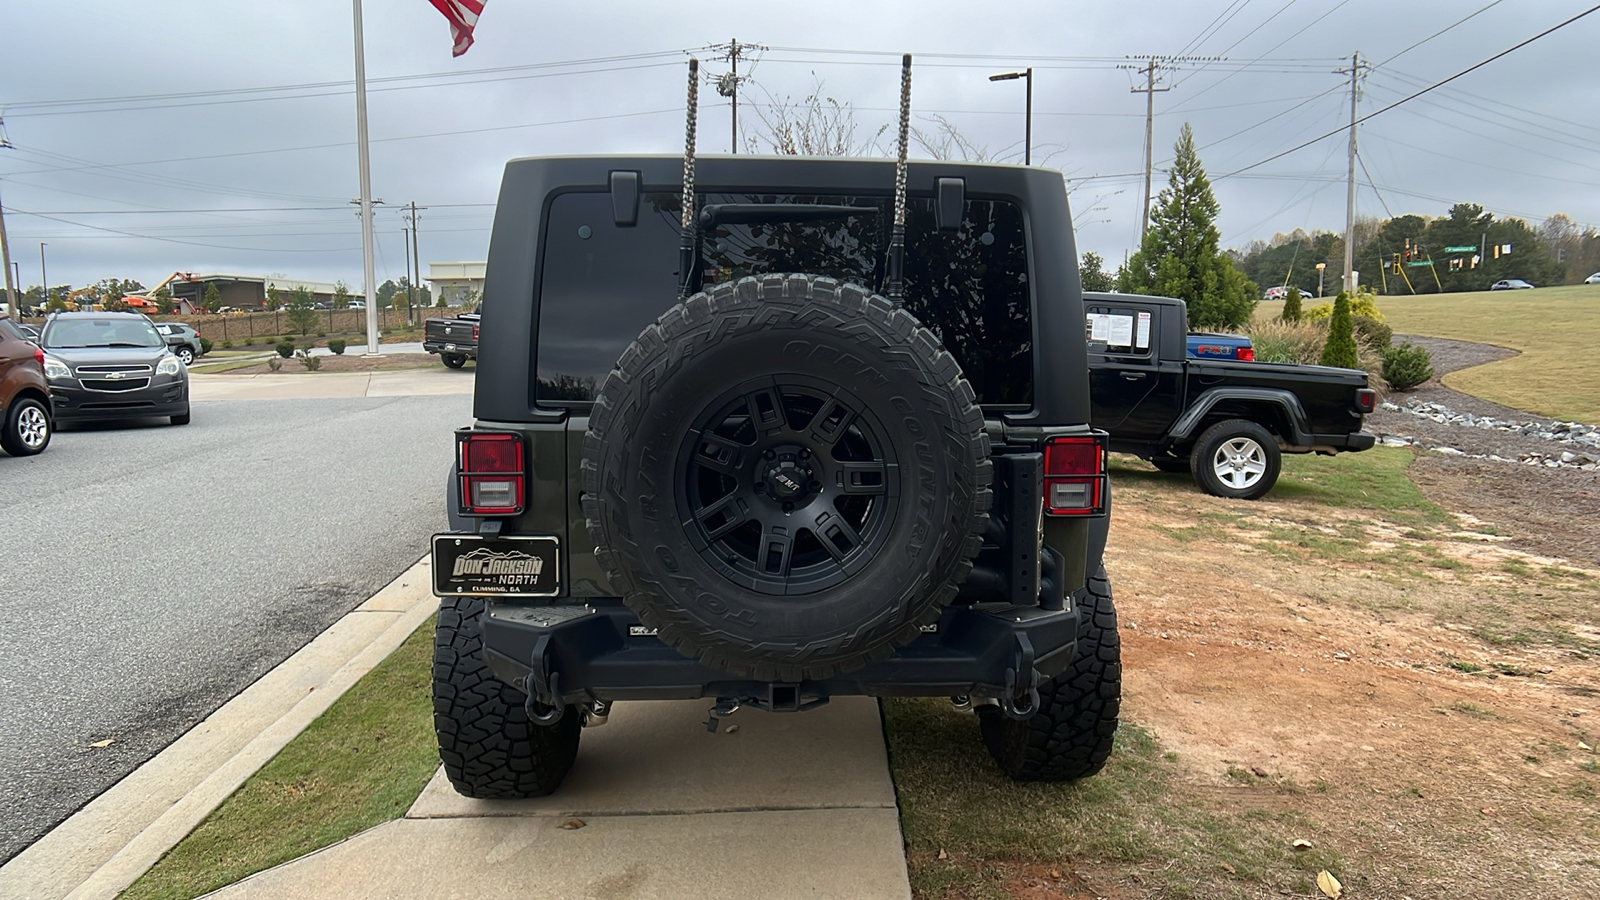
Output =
[
  {"x1": 457, "y1": 430, "x2": 525, "y2": 515},
  {"x1": 1237, "y1": 346, "x2": 1255, "y2": 362},
  {"x1": 473, "y1": 323, "x2": 480, "y2": 341},
  {"x1": 34, "y1": 347, "x2": 45, "y2": 366},
  {"x1": 1043, "y1": 434, "x2": 1109, "y2": 517},
  {"x1": 1355, "y1": 388, "x2": 1376, "y2": 414}
]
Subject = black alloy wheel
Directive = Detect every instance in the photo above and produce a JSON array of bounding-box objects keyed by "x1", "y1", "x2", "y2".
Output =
[{"x1": 679, "y1": 376, "x2": 898, "y2": 595}]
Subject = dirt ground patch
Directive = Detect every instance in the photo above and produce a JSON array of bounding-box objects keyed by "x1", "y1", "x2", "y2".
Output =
[
  {"x1": 1104, "y1": 454, "x2": 1600, "y2": 898},
  {"x1": 217, "y1": 353, "x2": 449, "y2": 375}
]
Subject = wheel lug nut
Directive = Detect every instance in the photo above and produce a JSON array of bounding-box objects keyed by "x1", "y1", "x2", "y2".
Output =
[{"x1": 765, "y1": 449, "x2": 777, "y2": 459}]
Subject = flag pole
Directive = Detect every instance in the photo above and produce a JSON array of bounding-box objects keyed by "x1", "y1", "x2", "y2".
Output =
[{"x1": 352, "y1": 0, "x2": 380, "y2": 356}]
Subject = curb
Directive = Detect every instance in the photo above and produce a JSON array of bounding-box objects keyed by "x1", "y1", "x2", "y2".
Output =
[{"x1": 0, "y1": 557, "x2": 438, "y2": 900}]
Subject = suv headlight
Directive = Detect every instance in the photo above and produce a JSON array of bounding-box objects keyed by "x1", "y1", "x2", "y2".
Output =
[
  {"x1": 156, "y1": 355, "x2": 183, "y2": 376},
  {"x1": 43, "y1": 356, "x2": 72, "y2": 380}
]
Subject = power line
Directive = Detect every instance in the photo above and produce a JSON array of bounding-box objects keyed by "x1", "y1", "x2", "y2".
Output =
[
  {"x1": 1168, "y1": 0, "x2": 1354, "y2": 110},
  {"x1": 1370, "y1": 0, "x2": 1508, "y2": 70},
  {"x1": 1216, "y1": 3, "x2": 1600, "y2": 180}
]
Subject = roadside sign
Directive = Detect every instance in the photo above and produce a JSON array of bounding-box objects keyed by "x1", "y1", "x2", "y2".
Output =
[{"x1": 1405, "y1": 261, "x2": 1435, "y2": 267}]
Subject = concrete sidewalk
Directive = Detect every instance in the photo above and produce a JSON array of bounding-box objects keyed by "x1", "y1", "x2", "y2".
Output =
[
  {"x1": 189, "y1": 367, "x2": 473, "y2": 401},
  {"x1": 208, "y1": 699, "x2": 911, "y2": 899}
]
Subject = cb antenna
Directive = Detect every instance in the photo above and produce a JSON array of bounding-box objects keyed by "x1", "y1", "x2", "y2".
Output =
[
  {"x1": 884, "y1": 54, "x2": 912, "y2": 303},
  {"x1": 678, "y1": 58, "x2": 700, "y2": 300}
]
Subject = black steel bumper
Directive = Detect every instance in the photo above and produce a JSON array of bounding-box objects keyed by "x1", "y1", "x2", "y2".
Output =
[
  {"x1": 50, "y1": 382, "x2": 188, "y2": 422},
  {"x1": 481, "y1": 595, "x2": 1082, "y2": 714},
  {"x1": 423, "y1": 341, "x2": 476, "y2": 356}
]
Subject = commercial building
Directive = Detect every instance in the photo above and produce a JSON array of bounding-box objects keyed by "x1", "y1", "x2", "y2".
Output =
[{"x1": 425, "y1": 262, "x2": 485, "y2": 306}]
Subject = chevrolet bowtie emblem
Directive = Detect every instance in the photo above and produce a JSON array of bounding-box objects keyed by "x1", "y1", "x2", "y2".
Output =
[{"x1": 107, "y1": 371, "x2": 126, "y2": 379}]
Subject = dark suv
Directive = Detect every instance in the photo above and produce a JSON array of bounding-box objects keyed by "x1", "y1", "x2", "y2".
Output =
[
  {"x1": 431, "y1": 154, "x2": 1118, "y2": 797},
  {"x1": 1, "y1": 317, "x2": 52, "y2": 456},
  {"x1": 40, "y1": 312, "x2": 191, "y2": 426}
]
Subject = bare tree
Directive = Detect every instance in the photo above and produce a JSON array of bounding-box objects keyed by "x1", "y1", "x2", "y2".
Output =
[{"x1": 741, "y1": 77, "x2": 886, "y2": 157}]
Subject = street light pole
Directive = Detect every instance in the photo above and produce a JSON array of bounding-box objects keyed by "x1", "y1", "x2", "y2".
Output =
[
  {"x1": 988, "y1": 69, "x2": 1033, "y2": 165},
  {"x1": 1316, "y1": 262, "x2": 1326, "y2": 298},
  {"x1": 40, "y1": 242, "x2": 47, "y2": 306},
  {"x1": 351, "y1": 0, "x2": 380, "y2": 356}
]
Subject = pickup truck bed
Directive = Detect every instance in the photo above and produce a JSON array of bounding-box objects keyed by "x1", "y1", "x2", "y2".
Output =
[{"x1": 1086, "y1": 292, "x2": 1375, "y2": 499}]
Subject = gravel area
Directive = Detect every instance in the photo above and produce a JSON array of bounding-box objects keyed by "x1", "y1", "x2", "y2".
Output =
[{"x1": 1368, "y1": 335, "x2": 1600, "y2": 568}]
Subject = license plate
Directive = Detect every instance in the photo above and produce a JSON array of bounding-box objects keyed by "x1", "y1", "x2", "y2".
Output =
[
  {"x1": 444, "y1": 343, "x2": 457, "y2": 351},
  {"x1": 432, "y1": 535, "x2": 560, "y2": 597}
]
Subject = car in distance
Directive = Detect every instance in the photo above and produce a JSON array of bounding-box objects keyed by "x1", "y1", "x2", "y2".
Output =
[
  {"x1": 1490, "y1": 279, "x2": 1534, "y2": 290},
  {"x1": 0, "y1": 316, "x2": 53, "y2": 456},
  {"x1": 1262, "y1": 286, "x2": 1289, "y2": 302},
  {"x1": 39, "y1": 312, "x2": 191, "y2": 427},
  {"x1": 1585, "y1": 273, "x2": 1600, "y2": 285},
  {"x1": 154, "y1": 322, "x2": 205, "y2": 365}
]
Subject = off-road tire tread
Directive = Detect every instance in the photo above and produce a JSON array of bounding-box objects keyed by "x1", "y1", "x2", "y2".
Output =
[
  {"x1": 582, "y1": 274, "x2": 991, "y2": 681},
  {"x1": 979, "y1": 566, "x2": 1121, "y2": 781},
  {"x1": 433, "y1": 595, "x2": 581, "y2": 798}
]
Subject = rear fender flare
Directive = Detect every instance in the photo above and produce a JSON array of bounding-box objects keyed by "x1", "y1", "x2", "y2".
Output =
[{"x1": 1166, "y1": 388, "x2": 1311, "y2": 445}]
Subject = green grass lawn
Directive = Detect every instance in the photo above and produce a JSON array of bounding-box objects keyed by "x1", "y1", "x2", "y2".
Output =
[
  {"x1": 1376, "y1": 285, "x2": 1600, "y2": 421},
  {"x1": 121, "y1": 620, "x2": 438, "y2": 900}
]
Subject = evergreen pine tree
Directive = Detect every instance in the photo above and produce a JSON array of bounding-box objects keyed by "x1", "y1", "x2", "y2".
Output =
[
  {"x1": 1117, "y1": 123, "x2": 1257, "y2": 330},
  {"x1": 1319, "y1": 290, "x2": 1360, "y2": 369},
  {"x1": 202, "y1": 283, "x2": 222, "y2": 314},
  {"x1": 1281, "y1": 287, "x2": 1303, "y2": 323}
]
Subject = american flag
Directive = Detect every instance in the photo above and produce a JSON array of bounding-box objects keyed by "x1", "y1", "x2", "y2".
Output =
[{"x1": 428, "y1": 0, "x2": 485, "y2": 57}]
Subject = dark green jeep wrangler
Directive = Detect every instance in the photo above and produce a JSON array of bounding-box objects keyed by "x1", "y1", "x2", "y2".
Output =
[{"x1": 431, "y1": 151, "x2": 1120, "y2": 797}]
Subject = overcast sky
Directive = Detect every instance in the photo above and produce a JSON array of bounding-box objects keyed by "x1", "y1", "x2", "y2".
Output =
[{"x1": 2, "y1": 0, "x2": 1596, "y2": 293}]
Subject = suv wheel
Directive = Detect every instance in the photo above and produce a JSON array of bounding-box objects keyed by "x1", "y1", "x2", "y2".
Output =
[
  {"x1": 2, "y1": 397, "x2": 52, "y2": 456},
  {"x1": 583, "y1": 274, "x2": 992, "y2": 681},
  {"x1": 175, "y1": 346, "x2": 196, "y2": 366},
  {"x1": 433, "y1": 596, "x2": 581, "y2": 798},
  {"x1": 979, "y1": 566, "x2": 1120, "y2": 781},
  {"x1": 1191, "y1": 419, "x2": 1280, "y2": 500}
]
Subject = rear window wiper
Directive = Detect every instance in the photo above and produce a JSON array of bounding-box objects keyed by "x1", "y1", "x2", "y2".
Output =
[{"x1": 699, "y1": 204, "x2": 879, "y2": 228}]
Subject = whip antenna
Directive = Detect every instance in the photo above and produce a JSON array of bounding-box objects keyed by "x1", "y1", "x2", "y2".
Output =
[
  {"x1": 885, "y1": 53, "x2": 912, "y2": 302},
  {"x1": 678, "y1": 58, "x2": 700, "y2": 300}
]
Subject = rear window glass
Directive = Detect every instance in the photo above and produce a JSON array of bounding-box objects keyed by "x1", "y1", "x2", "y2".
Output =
[{"x1": 535, "y1": 191, "x2": 1032, "y2": 407}]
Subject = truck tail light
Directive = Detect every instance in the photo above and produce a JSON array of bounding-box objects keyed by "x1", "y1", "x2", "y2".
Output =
[
  {"x1": 1355, "y1": 388, "x2": 1376, "y2": 414},
  {"x1": 473, "y1": 323, "x2": 480, "y2": 342},
  {"x1": 457, "y1": 430, "x2": 525, "y2": 515},
  {"x1": 1237, "y1": 346, "x2": 1255, "y2": 362},
  {"x1": 1042, "y1": 434, "x2": 1109, "y2": 517}
]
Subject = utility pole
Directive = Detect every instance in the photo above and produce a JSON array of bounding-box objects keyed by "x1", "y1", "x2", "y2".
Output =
[
  {"x1": 0, "y1": 181, "x2": 16, "y2": 312},
  {"x1": 1338, "y1": 52, "x2": 1367, "y2": 296},
  {"x1": 351, "y1": 0, "x2": 380, "y2": 355},
  {"x1": 711, "y1": 38, "x2": 763, "y2": 154},
  {"x1": 405, "y1": 201, "x2": 426, "y2": 317},
  {"x1": 1130, "y1": 58, "x2": 1170, "y2": 244}
]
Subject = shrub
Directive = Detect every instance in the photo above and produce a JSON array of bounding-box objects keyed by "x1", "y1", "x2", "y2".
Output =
[
  {"x1": 1305, "y1": 288, "x2": 1384, "y2": 323},
  {"x1": 1319, "y1": 291, "x2": 1360, "y2": 369},
  {"x1": 268, "y1": 358, "x2": 282, "y2": 372},
  {"x1": 275, "y1": 341, "x2": 295, "y2": 359},
  {"x1": 1281, "y1": 287, "x2": 1303, "y2": 323},
  {"x1": 1351, "y1": 315, "x2": 1393, "y2": 352},
  {"x1": 198, "y1": 337, "x2": 214, "y2": 355},
  {"x1": 328, "y1": 338, "x2": 346, "y2": 355},
  {"x1": 1249, "y1": 319, "x2": 1326, "y2": 365},
  {"x1": 295, "y1": 348, "x2": 322, "y2": 372},
  {"x1": 1382, "y1": 342, "x2": 1434, "y2": 391},
  {"x1": 222, "y1": 340, "x2": 233, "y2": 350},
  {"x1": 316, "y1": 331, "x2": 326, "y2": 338}
]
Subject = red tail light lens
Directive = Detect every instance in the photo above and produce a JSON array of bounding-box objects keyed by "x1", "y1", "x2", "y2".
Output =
[
  {"x1": 1043, "y1": 434, "x2": 1109, "y2": 517},
  {"x1": 473, "y1": 324, "x2": 480, "y2": 341},
  {"x1": 1237, "y1": 346, "x2": 1255, "y2": 362},
  {"x1": 1355, "y1": 388, "x2": 1376, "y2": 414},
  {"x1": 34, "y1": 347, "x2": 46, "y2": 366},
  {"x1": 457, "y1": 430, "x2": 525, "y2": 515}
]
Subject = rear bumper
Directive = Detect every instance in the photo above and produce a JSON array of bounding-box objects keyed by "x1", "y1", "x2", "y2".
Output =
[
  {"x1": 480, "y1": 596, "x2": 1082, "y2": 711},
  {"x1": 423, "y1": 341, "x2": 476, "y2": 356}
]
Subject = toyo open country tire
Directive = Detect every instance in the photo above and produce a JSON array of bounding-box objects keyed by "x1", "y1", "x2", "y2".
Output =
[
  {"x1": 583, "y1": 274, "x2": 992, "y2": 681},
  {"x1": 979, "y1": 565, "x2": 1121, "y2": 781},
  {"x1": 433, "y1": 595, "x2": 581, "y2": 798}
]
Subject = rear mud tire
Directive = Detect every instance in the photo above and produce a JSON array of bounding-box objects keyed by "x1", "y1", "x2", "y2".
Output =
[
  {"x1": 441, "y1": 353, "x2": 468, "y2": 369},
  {"x1": 979, "y1": 566, "x2": 1121, "y2": 781},
  {"x1": 433, "y1": 596, "x2": 581, "y2": 798},
  {"x1": 583, "y1": 274, "x2": 991, "y2": 681}
]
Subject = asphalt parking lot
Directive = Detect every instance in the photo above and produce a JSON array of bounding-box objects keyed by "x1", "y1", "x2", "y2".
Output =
[{"x1": 0, "y1": 392, "x2": 471, "y2": 863}]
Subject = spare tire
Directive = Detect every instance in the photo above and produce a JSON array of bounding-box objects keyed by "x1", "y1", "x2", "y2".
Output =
[{"x1": 582, "y1": 274, "x2": 991, "y2": 681}]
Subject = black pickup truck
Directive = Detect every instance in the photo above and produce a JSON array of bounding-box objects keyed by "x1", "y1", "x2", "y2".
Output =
[
  {"x1": 423, "y1": 313, "x2": 479, "y2": 368},
  {"x1": 1086, "y1": 292, "x2": 1376, "y2": 499}
]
